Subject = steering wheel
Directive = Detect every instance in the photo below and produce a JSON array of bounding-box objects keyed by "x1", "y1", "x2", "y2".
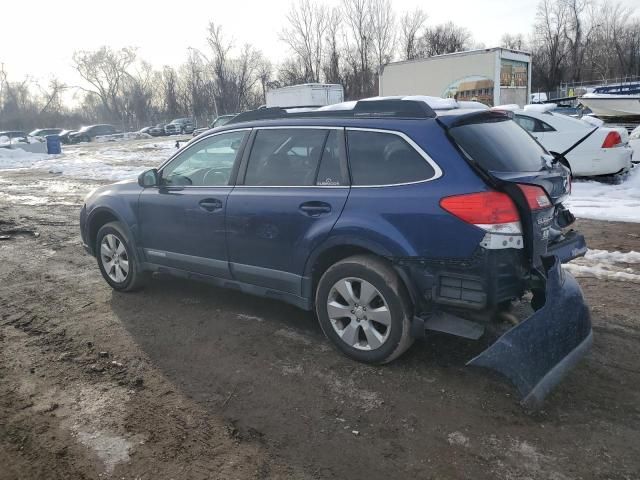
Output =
[{"x1": 202, "y1": 169, "x2": 228, "y2": 186}]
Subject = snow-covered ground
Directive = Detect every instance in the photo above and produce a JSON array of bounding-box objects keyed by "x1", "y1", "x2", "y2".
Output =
[
  {"x1": 564, "y1": 167, "x2": 640, "y2": 223},
  {"x1": 0, "y1": 138, "x2": 177, "y2": 181}
]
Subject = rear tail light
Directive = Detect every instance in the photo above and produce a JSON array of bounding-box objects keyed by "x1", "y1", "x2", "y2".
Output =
[
  {"x1": 518, "y1": 184, "x2": 552, "y2": 210},
  {"x1": 440, "y1": 191, "x2": 522, "y2": 235},
  {"x1": 602, "y1": 131, "x2": 621, "y2": 148}
]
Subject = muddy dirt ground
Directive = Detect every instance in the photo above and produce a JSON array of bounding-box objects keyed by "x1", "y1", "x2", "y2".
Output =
[{"x1": 1, "y1": 157, "x2": 639, "y2": 479}]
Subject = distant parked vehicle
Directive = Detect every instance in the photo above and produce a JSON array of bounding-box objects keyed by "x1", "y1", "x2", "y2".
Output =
[
  {"x1": 137, "y1": 126, "x2": 153, "y2": 135},
  {"x1": 148, "y1": 124, "x2": 166, "y2": 137},
  {"x1": 266, "y1": 83, "x2": 344, "y2": 108},
  {"x1": 496, "y1": 104, "x2": 633, "y2": 178},
  {"x1": 165, "y1": 118, "x2": 194, "y2": 135},
  {"x1": 29, "y1": 128, "x2": 63, "y2": 137},
  {"x1": 58, "y1": 129, "x2": 77, "y2": 144},
  {"x1": 192, "y1": 114, "x2": 238, "y2": 137},
  {"x1": 0, "y1": 131, "x2": 29, "y2": 143},
  {"x1": 69, "y1": 125, "x2": 119, "y2": 143}
]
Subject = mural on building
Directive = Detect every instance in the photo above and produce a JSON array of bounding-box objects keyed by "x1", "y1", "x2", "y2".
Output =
[
  {"x1": 443, "y1": 75, "x2": 495, "y2": 106},
  {"x1": 500, "y1": 59, "x2": 528, "y2": 87}
]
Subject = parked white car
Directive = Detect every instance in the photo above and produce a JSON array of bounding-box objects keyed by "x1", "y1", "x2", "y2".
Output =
[
  {"x1": 494, "y1": 104, "x2": 632, "y2": 177},
  {"x1": 629, "y1": 126, "x2": 640, "y2": 162}
]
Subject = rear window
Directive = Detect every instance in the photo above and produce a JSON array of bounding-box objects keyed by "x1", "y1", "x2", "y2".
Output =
[
  {"x1": 449, "y1": 117, "x2": 546, "y2": 172},
  {"x1": 346, "y1": 130, "x2": 435, "y2": 185}
]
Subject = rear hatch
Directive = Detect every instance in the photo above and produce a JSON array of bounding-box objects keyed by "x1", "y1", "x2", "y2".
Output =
[{"x1": 438, "y1": 110, "x2": 575, "y2": 268}]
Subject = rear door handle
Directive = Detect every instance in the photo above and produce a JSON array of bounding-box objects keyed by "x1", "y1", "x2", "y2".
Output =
[
  {"x1": 299, "y1": 201, "x2": 332, "y2": 217},
  {"x1": 199, "y1": 198, "x2": 223, "y2": 212}
]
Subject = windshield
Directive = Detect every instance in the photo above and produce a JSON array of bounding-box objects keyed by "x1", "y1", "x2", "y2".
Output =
[{"x1": 449, "y1": 117, "x2": 547, "y2": 172}]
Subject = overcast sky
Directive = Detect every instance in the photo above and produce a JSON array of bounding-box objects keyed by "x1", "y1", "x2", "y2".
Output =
[{"x1": 0, "y1": 0, "x2": 636, "y2": 88}]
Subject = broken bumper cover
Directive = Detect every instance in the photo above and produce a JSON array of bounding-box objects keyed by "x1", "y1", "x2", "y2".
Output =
[{"x1": 467, "y1": 255, "x2": 592, "y2": 409}]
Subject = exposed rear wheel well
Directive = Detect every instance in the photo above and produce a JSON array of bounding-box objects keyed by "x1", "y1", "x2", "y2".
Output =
[
  {"x1": 89, "y1": 211, "x2": 119, "y2": 253},
  {"x1": 311, "y1": 246, "x2": 374, "y2": 293}
]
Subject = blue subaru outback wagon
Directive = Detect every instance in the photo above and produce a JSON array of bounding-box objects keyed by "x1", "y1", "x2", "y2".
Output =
[{"x1": 80, "y1": 98, "x2": 592, "y2": 408}]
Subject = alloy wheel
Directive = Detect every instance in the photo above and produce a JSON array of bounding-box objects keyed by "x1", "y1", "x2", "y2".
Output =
[
  {"x1": 100, "y1": 234, "x2": 129, "y2": 283},
  {"x1": 327, "y1": 277, "x2": 392, "y2": 351}
]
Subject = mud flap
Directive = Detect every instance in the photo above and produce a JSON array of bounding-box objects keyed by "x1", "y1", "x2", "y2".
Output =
[{"x1": 467, "y1": 255, "x2": 592, "y2": 410}]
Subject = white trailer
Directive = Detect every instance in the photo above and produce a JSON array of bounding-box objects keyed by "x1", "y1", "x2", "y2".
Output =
[
  {"x1": 266, "y1": 83, "x2": 344, "y2": 108},
  {"x1": 379, "y1": 48, "x2": 532, "y2": 108}
]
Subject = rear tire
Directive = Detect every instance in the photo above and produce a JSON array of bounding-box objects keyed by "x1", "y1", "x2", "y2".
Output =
[
  {"x1": 95, "y1": 221, "x2": 147, "y2": 292},
  {"x1": 315, "y1": 255, "x2": 414, "y2": 364}
]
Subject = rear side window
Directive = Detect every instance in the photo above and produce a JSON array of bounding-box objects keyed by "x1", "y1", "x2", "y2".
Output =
[
  {"x1": 449, "y1": 118, "x2": 546, "y2": 172},
  {"x1": 244, "y1": 129, "x2": 328, "y2": 186},
  {"x1": 515, "y1": 115, "x2": 556, "y2": 133},
  {"x1": 346, "y1": 130, "x2": 435, "y2": 186}
]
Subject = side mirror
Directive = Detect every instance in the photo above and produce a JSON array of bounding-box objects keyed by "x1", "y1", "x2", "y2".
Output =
[{"x1": 138, "y1": 168, "x2": 159, "y2": 187}]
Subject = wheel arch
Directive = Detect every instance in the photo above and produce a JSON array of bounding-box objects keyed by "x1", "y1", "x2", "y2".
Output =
[
  {"x1": 86, "y1": 207, "x2": 129, "y2": 256},
  {"x1": 303, "y1": 236, "x2": 418, "y2": 308}
]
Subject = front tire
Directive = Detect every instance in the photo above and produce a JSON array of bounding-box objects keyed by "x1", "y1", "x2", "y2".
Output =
[
  {"x1": 315, "y1": 255, "x2": 414, "y2": 364},
  {"x1": 95, "y1": 221, "x2": 147, "y2": 292}
]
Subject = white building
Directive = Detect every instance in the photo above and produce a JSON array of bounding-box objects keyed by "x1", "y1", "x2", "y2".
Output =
[{"x1": 379, "y1": 48, "x2": 532, "y2": 108}]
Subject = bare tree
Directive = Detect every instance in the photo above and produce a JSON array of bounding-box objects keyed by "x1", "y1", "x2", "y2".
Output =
[
  {"x1": 162, "y1": 66, "x2": 179, "y2": 119},
  {"x1": 370, "y1": 0, "x2": 396, "y2": 68},
  {"x1": 280, "y1": 0, "x2": 329, "y2": 82},
  {"x1": 278, "y1": 57, "x2": 308, "y2": 86},
  {"x1": 532, "y1": 0, "x2": 569, "y2": 90},
  {"x1": 421, "y1": 22, "x2": 472, "y2": 56},
  {"x1": 207, "y1": 23, "x2": 265, "y2": 113},
  {"x1": 323, "y1": 7, "x2": 343, "y2": 84},
  {"x1": 563, "y1": 0, "x2": 597, "y2": 82},
  {"x1": 399, "y1": 8, "x2": 428, "y2": 60},
  {"x1": 342, "y1": 0, "x2": 374, "y2": 97},
  {"x1": 501, "y1": 33, "x2": 526, "y2": 50},
  {"x1": 72, "y1": 46, "x2": 137, "y2": 120},
  {"x1": 256, "y1": 58, "x2": 273, "y2": 104},
  {"x1": 38, "y1": 78, "x2": 67, "y2": 117}
]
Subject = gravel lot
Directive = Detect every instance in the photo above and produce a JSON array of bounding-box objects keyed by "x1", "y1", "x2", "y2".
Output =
[{"x1": 1, "y1": 139, "x2": 639, "y2": 479}]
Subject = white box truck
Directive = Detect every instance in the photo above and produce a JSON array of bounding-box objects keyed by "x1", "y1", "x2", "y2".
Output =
[
  {"x1": 266, "y1": 83, "x2": 344, "y2": 108},
  {"x1": 379, "y1": 48, "x2": 532, "y2": 107}
]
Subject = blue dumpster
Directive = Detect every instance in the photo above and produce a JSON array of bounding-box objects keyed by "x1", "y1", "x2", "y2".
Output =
[{"x1": 46, "y1": 135, "x2": 61, "y2": 154}]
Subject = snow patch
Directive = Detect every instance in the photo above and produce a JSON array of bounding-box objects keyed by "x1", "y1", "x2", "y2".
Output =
[
  {"x1": 583, "y1": 248, "x2": 640, "y2": 264},
  {"x1": 566, "y1": 167, "x2": 640, "y2": 223},
  {"x1": 76, "y1": 431, "x2": 133, "y2": 474},
  {"x1": 564, "y1": 248, "x2": 640, "y2": 283},
  {"x1": 447, "y1": 431, "x2": 470, "y2": 447}
]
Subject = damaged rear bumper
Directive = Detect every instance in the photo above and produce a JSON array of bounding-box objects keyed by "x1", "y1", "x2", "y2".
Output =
[{"x1": 467, "y1": 255, "x2": 592, "y2": 409}]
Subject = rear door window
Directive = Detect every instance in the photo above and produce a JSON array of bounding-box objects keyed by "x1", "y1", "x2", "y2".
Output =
[
  {"x1": 346, "y1": 130, "x2": 435, "y2": 186},
  {"x1": 449, "y1": 117, "x2": 546, "y2": 172},
  {"x1": 244, "y1": 129, "x2": 328, "y2": 186}
]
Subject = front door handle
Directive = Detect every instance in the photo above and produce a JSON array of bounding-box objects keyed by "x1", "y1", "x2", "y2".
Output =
[
  {"x1": 199, "y1": 198, "x2": 223, "y2": 212},
  {"x1": 299, "y1": 201, "x2": 332, "y2": 217}
]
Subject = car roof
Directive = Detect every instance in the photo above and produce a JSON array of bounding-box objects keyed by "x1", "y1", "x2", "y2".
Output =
[{"x1": 202, "y1": 116, "x2": 438, "y2": 137}]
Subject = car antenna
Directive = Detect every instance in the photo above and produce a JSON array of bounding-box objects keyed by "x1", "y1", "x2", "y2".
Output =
[{"x1": 548, "y1": 126, "x2": 600, "y2": 166}]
